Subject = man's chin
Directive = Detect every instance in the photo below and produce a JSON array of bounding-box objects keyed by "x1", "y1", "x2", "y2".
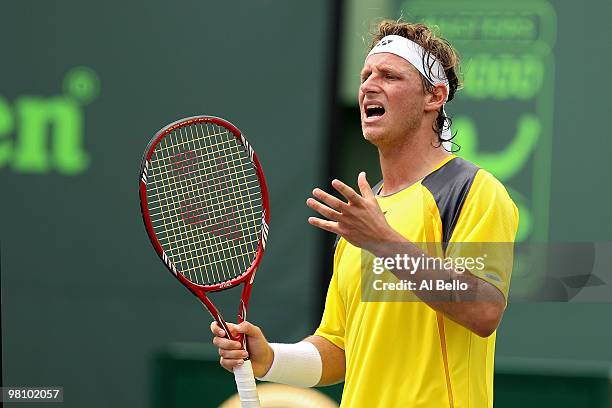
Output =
[{"x1": 362, "y1": 125, "x2": 385, "y2": 143}]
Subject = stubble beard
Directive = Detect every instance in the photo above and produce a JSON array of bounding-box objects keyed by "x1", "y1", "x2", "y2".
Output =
[{"x1": 362, "y1": 111, "x2": 422, "y2": 150}]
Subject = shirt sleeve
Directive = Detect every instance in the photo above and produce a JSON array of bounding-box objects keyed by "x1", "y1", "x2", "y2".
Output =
[
  {"x1": 446, "y1": 170, "x2": 519, "y2": 299},
  {"x1": 313, "y1": 241, "x2": 347, "y2": 350}
]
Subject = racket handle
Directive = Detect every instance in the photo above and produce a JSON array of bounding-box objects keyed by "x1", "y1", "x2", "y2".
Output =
[{"x1": 233, "y1": 359, "x2": 260, "y2": 407}]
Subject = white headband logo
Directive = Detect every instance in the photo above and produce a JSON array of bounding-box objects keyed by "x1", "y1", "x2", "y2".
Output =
[{"x1": 368, "y1": 35, "x2": 449, "y2": 90}]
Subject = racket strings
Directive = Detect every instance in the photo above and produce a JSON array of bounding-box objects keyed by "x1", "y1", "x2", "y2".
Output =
[
  {"x1": 146, "y1": 122, "x2": 262, "y2": 286},
  {"x1": 149, "y1": 139, "x2": 253, "y2": 179},
  {"x1": 156, "y1": 125, "x2": 258, "y2": 284}
]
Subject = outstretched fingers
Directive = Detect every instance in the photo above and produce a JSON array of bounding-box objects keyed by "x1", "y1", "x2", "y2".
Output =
[
  {"x1": 331, "y1": 179, "x2": 362, "y2": 204},
  {"x1": 308, "y1": 217, "x2": 340, "y2": 234},
  {"x1": 357, "y1": 172, "x2": 374, "y2": 199},
  {"x1": 306, "y1": 197, "x2": 341, "y2": 221}
]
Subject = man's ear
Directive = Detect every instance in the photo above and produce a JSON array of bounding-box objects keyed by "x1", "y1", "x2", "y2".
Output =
[{"x1": 424, "y1": 84, "x2": 448, "y2": 113}]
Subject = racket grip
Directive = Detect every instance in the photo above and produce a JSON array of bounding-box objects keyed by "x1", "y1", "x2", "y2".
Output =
[{"x1": 233, "y1": 359, "x2": 261, "y2": 408}]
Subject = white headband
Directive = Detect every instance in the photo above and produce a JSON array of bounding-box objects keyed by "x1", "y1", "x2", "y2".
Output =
[{"x1": 367, "y1": 35, "x2": 453, "y2": 150}]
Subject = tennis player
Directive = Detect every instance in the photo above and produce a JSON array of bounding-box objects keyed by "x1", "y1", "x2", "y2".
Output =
[{"x1": 211, "y1": 20, "x2": 518, "y2": 408}]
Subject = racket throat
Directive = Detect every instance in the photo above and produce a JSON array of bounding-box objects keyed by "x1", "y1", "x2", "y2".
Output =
[
  {"x1": 198, "y1": 297, "x2": 232, "y2": 339},
  {"x1": 237, "y1": 299, "x2": 248, "y2": 351}
]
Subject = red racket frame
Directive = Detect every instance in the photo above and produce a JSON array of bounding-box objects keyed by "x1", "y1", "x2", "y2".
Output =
[{"x1": 139, "y1": 115, "x2": 270, "y2": 348}]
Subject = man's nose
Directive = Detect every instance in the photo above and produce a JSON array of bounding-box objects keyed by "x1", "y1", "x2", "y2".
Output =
[{"x1": 360, "y1": 75, "x2": 380, "y2": 94}]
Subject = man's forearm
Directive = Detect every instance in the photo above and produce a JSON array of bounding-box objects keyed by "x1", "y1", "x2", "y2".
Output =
[
  {"x1": 370, "y1": 233, "x2": 505, "y2": 337},
  {"x1": 304, "y1": 335, "x2": 346, "y2": 386}
]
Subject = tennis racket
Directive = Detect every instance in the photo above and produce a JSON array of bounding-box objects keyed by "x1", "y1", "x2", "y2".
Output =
[{"x1": 139, "y1": 115, "x2": 269, "y2": 408}]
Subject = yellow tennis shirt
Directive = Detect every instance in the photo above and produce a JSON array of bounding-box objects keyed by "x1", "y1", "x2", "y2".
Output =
[{"x1": 314, "y1": 156, "x2": 518, "y2": 408}]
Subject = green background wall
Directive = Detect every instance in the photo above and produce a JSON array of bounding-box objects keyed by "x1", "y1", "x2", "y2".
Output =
[{"x1": 0, "y1": 1, "x2": 331, "y2": 407}]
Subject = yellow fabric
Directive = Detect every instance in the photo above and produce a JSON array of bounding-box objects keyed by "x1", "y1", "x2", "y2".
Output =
[{"x1": 314, "y1": 156, "x2": 518, "y2": 408}]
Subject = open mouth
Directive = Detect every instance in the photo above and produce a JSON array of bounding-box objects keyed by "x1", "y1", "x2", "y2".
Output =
[{"x1": 365, "y1": 105, "x2": 385, "y2": 118}]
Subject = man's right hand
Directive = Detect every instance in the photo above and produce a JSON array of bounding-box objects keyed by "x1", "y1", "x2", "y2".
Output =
[{"x1": 210, "y1": 320, "x2": 274, "y2": 377}]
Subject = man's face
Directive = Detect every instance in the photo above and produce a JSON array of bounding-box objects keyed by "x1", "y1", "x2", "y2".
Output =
[{"x1": 359, "y1": 53, "x2": 426, "y2": 146}]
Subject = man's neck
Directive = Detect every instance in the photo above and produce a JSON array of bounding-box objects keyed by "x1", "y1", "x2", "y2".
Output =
[{"x1": 377, "y1": 132, "x2": 451, "y2": 195}]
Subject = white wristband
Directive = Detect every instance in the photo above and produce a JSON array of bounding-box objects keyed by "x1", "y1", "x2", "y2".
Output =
[{"x1": 256, "y1": 342, "x2": 322, "y2": 388}]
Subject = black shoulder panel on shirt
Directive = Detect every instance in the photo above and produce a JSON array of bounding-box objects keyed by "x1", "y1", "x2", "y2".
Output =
[{"x1": 421, "y1": 157, "x2": 479, "y2": 247}]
